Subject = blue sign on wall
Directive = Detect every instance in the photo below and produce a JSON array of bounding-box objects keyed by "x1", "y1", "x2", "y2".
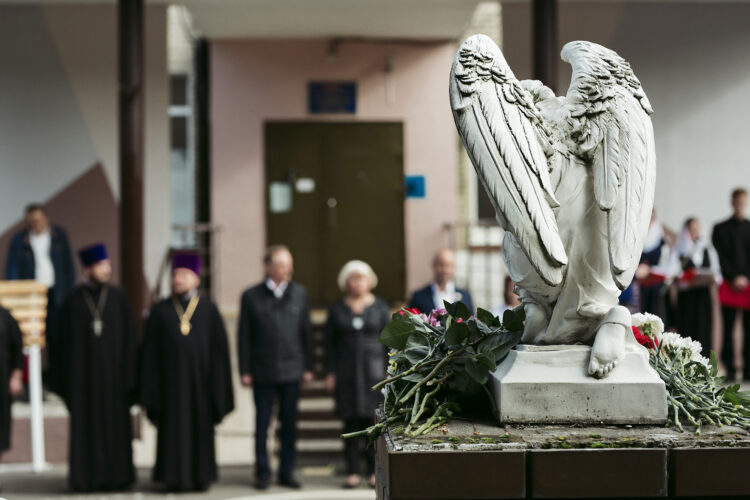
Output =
[
  {"x1": 405, "y1": 175, "x2": 426, "y2": 199},
  {"x1": 308, "y1": 82, "x2": 356, "y2": 114}
]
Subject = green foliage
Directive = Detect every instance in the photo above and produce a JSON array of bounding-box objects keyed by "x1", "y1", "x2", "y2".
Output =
[
  {"x1": 652, "y1": 342, "x2": 750, "y2": 433},
  {"x1": 342, "y1": 303, "x2": 523, "y2": 443},
  {"x1": 379, "y1": 316, "x2": 416, "y2": 350}
]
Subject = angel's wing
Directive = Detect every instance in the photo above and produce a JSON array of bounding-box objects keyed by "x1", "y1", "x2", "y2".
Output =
[
  {"x1": 562, "y1": 41, "x2": 656, "y2": 289},
  {"x1": 450, "y1": 35, "x2": 568, "y2": 287}
]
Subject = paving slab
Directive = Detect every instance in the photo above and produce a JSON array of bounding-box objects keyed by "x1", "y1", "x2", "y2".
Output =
[{"x1": 0, "y1": 466, "x2": 376, "y2": 500}]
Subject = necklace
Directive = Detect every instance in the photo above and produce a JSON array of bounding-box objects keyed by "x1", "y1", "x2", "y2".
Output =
[
  {"x1": 83, "y1": 285, "x2": 109, "y2": 336},
  {"x1": 173, "y1": 295, "x2": 200, "y2": 336}
]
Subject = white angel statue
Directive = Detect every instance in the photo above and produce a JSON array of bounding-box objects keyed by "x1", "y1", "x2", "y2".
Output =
[{"x1": 450, "y1": 35, "x2": 656, "y2": 378}]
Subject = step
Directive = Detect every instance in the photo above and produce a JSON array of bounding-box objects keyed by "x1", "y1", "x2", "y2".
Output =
[
  {"x1": 298, "y1": 420, "x2": 342, "y2": 431},
  {"x1": 301, "y1": 387, "x2": 332, "y2": 398},
  {"x1": 297, "y1": 410, "x2": 340, "y2": 421},
  {"x1": 278, "y1": 438, "x2": 343, "y2": 453},
  {"x1": 278, "y1": 427, "x2": 343, "y2": 440}
]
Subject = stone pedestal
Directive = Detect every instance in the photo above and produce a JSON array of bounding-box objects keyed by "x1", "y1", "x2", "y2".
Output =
[{"x1": 490, "y1": 344, "x2": 667, "y2": 424}]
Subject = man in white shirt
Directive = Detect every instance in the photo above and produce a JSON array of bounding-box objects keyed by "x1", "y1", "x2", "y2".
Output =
[
  {"x1": 409, "y1": 248, "x2": 474, "y2": 314},
  {"x1": 29, "y1": 227, "x2": 55, "y2": 289},
  {"x1": 6, "y1": 204, "x2": 75, "y2": 383}
]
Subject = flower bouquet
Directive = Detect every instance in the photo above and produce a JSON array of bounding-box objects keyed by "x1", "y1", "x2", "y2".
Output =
[
  {"x1": 342, "y1": 302, "x2": 524, "y2": 442},
  {"x1": 632, "y1": 313, "x2": 750, "y2": 433},
  {"x1": 346, "y1": 304, "x2": 750, "y2": 442}
]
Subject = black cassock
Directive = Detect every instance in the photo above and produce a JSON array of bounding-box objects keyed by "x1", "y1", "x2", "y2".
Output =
[
  {"x1": 56, "y1": 284, "x2": 136, "y2": 491},
  {"x1": 0, "y1": 306, "x2": 23, "y2": 452},
  {"x1": 140, "y1": 295, "x2": 234, "y2": 491}
]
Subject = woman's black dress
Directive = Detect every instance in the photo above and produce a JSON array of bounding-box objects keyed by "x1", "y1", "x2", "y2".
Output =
[
  {"x1": 675, "y1": 249, "x2": 714, "y2": 357},
  {"x1": 324, "y1": 297, "x2": 390, "y2": 475}
]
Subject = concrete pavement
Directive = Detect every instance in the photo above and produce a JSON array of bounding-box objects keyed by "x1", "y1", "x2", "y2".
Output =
[{"x1": 0, "y1": 466, "x2": 376, "y2": 500}]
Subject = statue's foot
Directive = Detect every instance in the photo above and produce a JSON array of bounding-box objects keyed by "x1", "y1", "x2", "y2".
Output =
[{"x1": 588, "y1": 322, "x2": 626, "y2": 378}]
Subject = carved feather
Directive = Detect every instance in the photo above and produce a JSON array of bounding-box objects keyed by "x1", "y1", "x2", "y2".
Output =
[
  {"x1": 450, "y1": 35, "x2": 567, "y2": 287},
  {"x1": 562, "y1": 41, "x2": 656, "y2": 289}
]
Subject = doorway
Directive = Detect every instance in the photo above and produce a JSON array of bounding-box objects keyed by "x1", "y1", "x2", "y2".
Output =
[{"x1": 265, "y1": 122, "x2": 405, "y2": 306}]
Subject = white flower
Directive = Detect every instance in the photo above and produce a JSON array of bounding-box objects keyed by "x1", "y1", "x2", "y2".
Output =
[
  {"x1": 632, "y1": 313, "x2": 665, "y2": 342},
  {"x1": 659, "y1": 331, "x2": 709, "y2": 367}
]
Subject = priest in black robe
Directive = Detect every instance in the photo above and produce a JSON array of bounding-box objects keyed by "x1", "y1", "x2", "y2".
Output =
[
  {"x1": 0, "y1": 306, "x2": 24, "y2": 454},
  {"x1": 140, "y1": 252, "x2": 234, "y2": 492},
  {"x1": 56, "y1": 243, "x2": 136, "y2": 492}
]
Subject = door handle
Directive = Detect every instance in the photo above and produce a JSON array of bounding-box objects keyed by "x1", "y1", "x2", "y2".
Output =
[{"x1": 327, "y1": 197, "x2": 337, "y2": 227}]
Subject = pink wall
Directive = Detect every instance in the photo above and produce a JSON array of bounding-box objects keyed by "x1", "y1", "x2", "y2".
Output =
[{"x1": 211, "y1": 39, "x2": 458, "y2": 311}]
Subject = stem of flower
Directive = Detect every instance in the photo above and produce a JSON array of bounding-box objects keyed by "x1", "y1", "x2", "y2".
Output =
[
  {"x1": 398, "y1": 356, "x2": 453, "y2": 406},
  {"x1": 371, "y1": 358, "x2": 439, "y2": 391}
]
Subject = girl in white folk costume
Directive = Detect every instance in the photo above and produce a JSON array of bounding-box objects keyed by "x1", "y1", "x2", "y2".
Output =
[{"x1": 667, "y1": 218, "x2": 722, "y2": 357}]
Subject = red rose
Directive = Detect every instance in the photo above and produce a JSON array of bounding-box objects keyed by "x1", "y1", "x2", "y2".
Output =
[
  {"x1": 632, "y1": 325, "x2": 655, "y2": 350},
  {"x1": 398, "y1": 307, "x2": 421, "y2": 316}
]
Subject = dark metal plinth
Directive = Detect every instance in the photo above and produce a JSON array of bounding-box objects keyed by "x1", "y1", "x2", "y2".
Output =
[{"x1": 375, "y1": 420, "x2": 750, "y2": 499}]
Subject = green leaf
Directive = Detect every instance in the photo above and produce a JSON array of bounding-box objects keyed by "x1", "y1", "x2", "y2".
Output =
[
  {"x1": 502, "y1": 308, "x2": 525, "y2": 333},
  {"x1": 406, "y1": 314, "x2": 433, "y2": 335},
  {"x1": 474, "y1": 319, "x2": 495, "y2": 336},
  {"x1": 478, "y1": 331, "x2": 522, "y2": 363},
  {"x1": 467, "y1": 321, "x2": 482, "y2": 342},
  {"x1": 406, "y1": 332, "x2": 430, "y2": 349},
  {"x1": 735, "y1": 390, "x2": 750, "y2": 404},
  {"x1": 465, "y1": 359, "x2": 489, "y2": 385},
  {"x1": 477, "y1": 307, "x2": 500, "y2": 328},
  {"x1": 404, "y1": 345, "x2": 429, "y2": 365},
  {"x1": 402, "y1": 373, "x2": 424, "y2": 383},
  {"x1": 389, "y1": 352, "x2": 407, "y2": 365},
  {"x1": 444, "y1": 300, "x2": 472, "y2": 320},
  {"x1": 379, "y1": 318, "x2": 415, "y2": 350},
  {"x1": 445, "y1": 321, "x2": 469, "y2": 346},
  {"x1": 709, "y1": 350, "x2": 719, "y2": 377},
  {"x1": 475, "y1": 353, "x2": 495, "y2": 371}
]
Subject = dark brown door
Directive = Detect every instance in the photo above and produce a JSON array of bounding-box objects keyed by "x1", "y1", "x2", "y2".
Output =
[{"x1": 265, "y1": 122, "x2": 405, "y2": 306}]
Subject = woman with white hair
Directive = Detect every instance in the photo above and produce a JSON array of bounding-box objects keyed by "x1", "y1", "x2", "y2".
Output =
[{"x1": 324, "y1": 260, "x2": 390, "y2": 489}]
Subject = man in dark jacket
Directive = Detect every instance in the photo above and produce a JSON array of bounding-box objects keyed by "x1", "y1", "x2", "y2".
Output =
[
  {"x1": 237, "y1": 245, "x2": 314, "y2": 490},
  {"x1": 5, "y1": 204, "x2": 75, "y2": 384},
  {"x1": 409, "y1": 248, "x2": 474, "y2": 314},
  {"x1": 712, "y1": 188, "x2": 750, "y2": 381}
]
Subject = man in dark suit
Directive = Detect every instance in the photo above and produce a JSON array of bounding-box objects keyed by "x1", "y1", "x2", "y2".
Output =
[
  {"x1": 712, "y1": 188, "x2": 750, "y2": 381},
  {"x1": 5, "y1": 203, "x2": 75, "y2": 384},
  {"x1": 409, "y1": 248, "x2": 474, "y2": 313},
  {"x1": 237, "y1": 245, "x2": 314, "y2": 490}
]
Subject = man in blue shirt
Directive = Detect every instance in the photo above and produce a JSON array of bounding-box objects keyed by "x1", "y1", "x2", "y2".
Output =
[{"x1": 409, "y1": 248, "x2": 474, "y2": 314}]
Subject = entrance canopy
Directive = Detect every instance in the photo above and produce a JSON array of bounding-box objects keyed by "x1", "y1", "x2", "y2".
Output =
[
  {"x1": 1, "y1": 0, "x2": 483, "y2": 39},
  {"x1": 182, "y1": 0, "x2": 483, "y2": 39}
]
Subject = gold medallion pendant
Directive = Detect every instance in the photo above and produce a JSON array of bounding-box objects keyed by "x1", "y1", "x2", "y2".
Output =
[
  {"x1": 84, "y1": 286, "x2": 109, "y2": 338},
  {"x1": 174, "y1": 295, "x2": 200, "y2": 337}
]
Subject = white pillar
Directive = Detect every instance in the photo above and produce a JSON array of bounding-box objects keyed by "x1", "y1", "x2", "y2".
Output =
[{"x1": 25, "y1": 344, "x2": 47, "y2": 472}]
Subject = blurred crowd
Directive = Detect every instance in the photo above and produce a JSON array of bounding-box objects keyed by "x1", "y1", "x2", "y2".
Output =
[
  {"x1": 0, "y1": 187, "x2": 747, "y2": 494},
  {"x1": 619, "y1": 188, "x2": 750, "y2": 382},
  {"x1": 0, "y1": 203, "x2": 477, "y2": 494}
]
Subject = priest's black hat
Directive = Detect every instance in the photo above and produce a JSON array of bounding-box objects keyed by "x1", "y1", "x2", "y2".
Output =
[{"x1": 78, "y1": 243, "x2": 108, "y2": 267}]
